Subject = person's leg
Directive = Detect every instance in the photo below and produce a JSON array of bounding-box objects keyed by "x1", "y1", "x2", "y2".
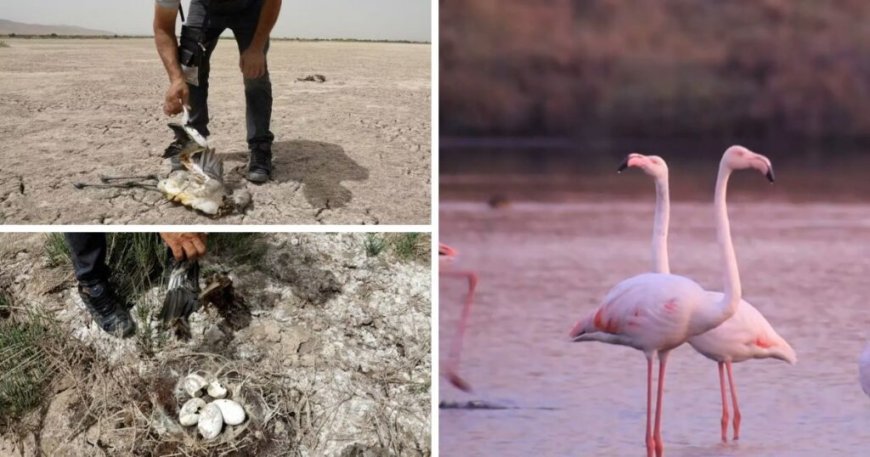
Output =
[
  {"x1": 230, "y1": 2, "x2": 275, "y2": 182},
  {"x1": 185, "y1": 28, "x2": 224, "y2": 138},
  {"x1": 65, "y1": 233, "x2": 110, "y2": 286},
  {"x1": 64, "y1": 233, "x2": 135, "y2": 338},
  {"x1": 165, "y1": 0, "x2": 225, "y2": 171},
  {"x1": 240, "y1": 43, "x2": 274, "y2": 148},
  {"x1": 181, "y1": 0, "x2": 226, "y2": 139}
]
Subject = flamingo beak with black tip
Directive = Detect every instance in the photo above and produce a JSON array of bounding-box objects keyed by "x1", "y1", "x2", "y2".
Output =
[{"x1": 617, "y1": 157, "x2": 630, "y2": 173}]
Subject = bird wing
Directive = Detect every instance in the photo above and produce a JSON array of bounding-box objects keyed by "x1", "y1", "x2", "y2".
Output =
[
  {"x1": 167, "y1": 123, "x2": 192, "y2": 145},
  {"x1": 168, "y1": 122, "x2": 208, "y2": 148},
  {"x1": 688, "y1": 294, "x2": 796, "y2": 363},
  {"x1": 159, "y1": 259, "x2": 201, "y2": 327},
  {"x1": 571, "y1": 273, "x2": 705, "y2": 351},
  {"x1": 159, "y1": 287, "x2": 198, "y2": 324},
  {"x1": 164, "y1": 123, "x2": 209, "y2": 159},
  {"x1": 193, "y1": 149, "x2": 224, "y2": 183}
]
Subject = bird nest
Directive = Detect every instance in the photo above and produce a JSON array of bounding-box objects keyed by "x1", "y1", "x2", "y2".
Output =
[{"x1": 139, "y1": 354, "x2": 302, "y2": 456}]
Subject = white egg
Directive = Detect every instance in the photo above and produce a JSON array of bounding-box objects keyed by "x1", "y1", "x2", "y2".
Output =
[
  {"x1": 178, "y1": 398, "x2": 206, "y2": 426},
  {"x1": 212, "y1": 399, "x2": 246, "y2": 426},
  {"x1": 197, "y1": 403, "x2": 224, "y2": 440},
  {"x1": 207, "y1": 381, "x2": 227, "y2": 399},
  {"x1": 183, "y1": 373, "x2": 208, "y2": 397}
]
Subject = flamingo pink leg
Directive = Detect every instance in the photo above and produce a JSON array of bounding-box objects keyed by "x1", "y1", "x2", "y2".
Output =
[
  {"x1": 653, "y1": 351, "x2": 670, "y2": 457},
  {"x1": 718, "y1": 362, "x2": 730, "y2": 442},
  {"x1": 441, "y1": 269, "x2": 478, "y2": 392},
  {"x1": 646, "y1": 355, "x2": 655, "y2": 457},
  {"x1": 726, "y1": 361, "x2": 741, "y2": 440}
]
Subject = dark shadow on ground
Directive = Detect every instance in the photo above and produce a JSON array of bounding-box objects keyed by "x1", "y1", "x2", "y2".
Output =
[
  {"x1": 266, "y1": 249, "x2": 342, "y2": 306},
  {"x1": 438, "y1": 400, "x2": 558, "y2": 411},
  {"x1": 225, "y1": 140, "x2": 369, "y2": 209}
]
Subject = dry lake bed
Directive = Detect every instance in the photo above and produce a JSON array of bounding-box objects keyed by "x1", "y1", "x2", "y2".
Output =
[{"x1": 0, "y1": 39, "x2": 430, "y2": 224}]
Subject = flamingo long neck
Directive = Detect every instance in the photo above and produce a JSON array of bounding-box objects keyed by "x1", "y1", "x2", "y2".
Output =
[
  {"x1": 714, "y1": 163, "x2": 741, "y2": 321},
  {"x1": 652, "y1": 176, "x2": 670, "y2": 274}
]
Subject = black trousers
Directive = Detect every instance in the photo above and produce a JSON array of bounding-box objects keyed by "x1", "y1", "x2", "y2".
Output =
[
  {"x1": 184, "y1": 0, "x2": 275, "y2": 148},
  {"x1": 65, "y1": 233, "x2": 109, "y2": 286}
]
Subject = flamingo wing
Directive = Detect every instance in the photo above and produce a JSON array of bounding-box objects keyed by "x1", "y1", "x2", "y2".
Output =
[
  {"x1": 688, "y1": 294, "x2": 796, "y2": 364},
  {"x1": 571, "y1": 272, "x2": 706, "y2": 351}
]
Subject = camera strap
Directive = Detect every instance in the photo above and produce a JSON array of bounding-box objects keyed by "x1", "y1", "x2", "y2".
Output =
[{"x1": 178, "y1": 4, "x2": 186, "y2": 23}]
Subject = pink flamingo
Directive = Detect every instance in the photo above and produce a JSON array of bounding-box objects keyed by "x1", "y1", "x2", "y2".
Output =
[
  {"x1": 620, "y1": 153, "x2": 796, "y2": 443},
  {"x1": 440, "y1": 243, "x2": 478, "y2": 392},
  {"x1": 861, "y1": 344, "x2": 870, "y2": 398},
  {"x1": 569, "y1": 146, "x2": 774, "y2": 457}
]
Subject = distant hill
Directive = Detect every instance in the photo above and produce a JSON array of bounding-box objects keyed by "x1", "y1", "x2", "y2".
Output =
[{"x1": 0, "y1": 18, "x2": 114, "y2": 36}]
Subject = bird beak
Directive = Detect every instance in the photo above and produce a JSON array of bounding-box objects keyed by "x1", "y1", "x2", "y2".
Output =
[
  {"x1": 766, "y1": 166, "x2": 775, "y2": 183},
  {"x1": 617, "y1": 157, "x2": 630, "y2": 173}
]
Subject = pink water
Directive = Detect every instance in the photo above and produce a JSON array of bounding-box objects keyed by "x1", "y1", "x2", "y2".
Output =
[{"x1": 439, "y1": 200, "x2": 870, "y2": 456}]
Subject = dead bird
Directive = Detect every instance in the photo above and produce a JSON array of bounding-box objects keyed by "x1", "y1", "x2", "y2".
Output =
[
  {"x1": 73, "y1": 123, "x2": 252, "y2": 217},
  {"x1": 159, "y1": 258, "x2": 201, "y2": 339},
  {"x1": 159, "y1": 126, "x2": 230, "y2": 216},
  {"x1": 297, "y1": 74, "x2": 326, "y2": 83},
  {"x1": 160, "y1": 266, "x2": 252, "y2": 338}
]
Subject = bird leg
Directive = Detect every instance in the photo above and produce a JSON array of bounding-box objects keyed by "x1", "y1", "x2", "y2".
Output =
[
  {"x1": 646, "y1": 355, "x2": 655, "y2": 457},
  {"x1": 73, "y1": 174, "x2": 161, "y2": 191},
  {"x1": 653, "y1": 351, "x2": 670, "y2": 457},
  {"x1": 100, "y1": 174, "x2": 160, "y2": 183},
  {"x1": 441, "y1": 269, "x2": 478, "y2": 392},
  {"x1": 718, "y1": 362, "x2": 729, "y2": 442},
  {"x1": 726, "y1": 361, "x2": 741, "y2": 440},
  {"x1": 73, "y1": 181, "x2": 159, "y2": 191}
]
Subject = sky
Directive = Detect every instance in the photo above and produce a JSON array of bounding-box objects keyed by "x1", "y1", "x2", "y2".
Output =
[{"x1": 0, "y1": 0, "x2": 431, "y2": 41}]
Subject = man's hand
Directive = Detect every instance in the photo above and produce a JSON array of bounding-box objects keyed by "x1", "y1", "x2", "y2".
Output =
[
  {"x1": 240, "y1": 46, "x2": 266, "y2": 79},
  {"x1": 240, "y1": 0, "x2": 279, "y2": 80},
  {"x1": 160, "y1": 233, "x2": 207, "y2": 261},
  {"x1": 163, "y1": 78, "x2": 189, "y2": 116}
]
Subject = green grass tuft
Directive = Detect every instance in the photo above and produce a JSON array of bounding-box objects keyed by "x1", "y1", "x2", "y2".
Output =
[
  {"x1": 364, "y1": 233, "x2": 387, "y2": 257},
  {"x1": 0, "y1": 41, "x2": 9, "y2": 48},
  {"x1": 134, "y1": 300, "x2": 167, "y2": 357},
  {"x1": 0, "y1": 312, "x2": 60, "y2": 421},
  {"x1": 105, "y1": 233, "x2": 168, "y2": 300},
  {"x1": 44, "y1": 233, "x2": 70, "y2": 267},
  {"x1": 389, "y1": 233, "x2": 430, "y2": 263}
]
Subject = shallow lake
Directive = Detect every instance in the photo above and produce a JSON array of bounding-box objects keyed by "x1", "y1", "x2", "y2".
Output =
[{"x1": 439, "y1": 199, "x2": 870, "y2": 456}]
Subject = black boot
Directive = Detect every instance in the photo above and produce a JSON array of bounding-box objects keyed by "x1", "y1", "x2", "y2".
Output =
[
  {"x1": 247, "y1": 143, "x2": 272, "y2": 183},
  {"x1": 78, "y1": 282, "x2": 135, "y2": 338}
]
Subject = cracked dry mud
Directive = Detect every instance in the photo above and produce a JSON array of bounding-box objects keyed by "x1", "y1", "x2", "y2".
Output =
[
  {"x1": 0, "y1": 233, "x2": 431, "y2": 456},
  {"x1": 0, "y1": 39, "x2": 430, "y2": 224}
]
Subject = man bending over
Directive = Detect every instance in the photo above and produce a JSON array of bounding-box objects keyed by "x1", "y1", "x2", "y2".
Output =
[{"x1": 154, "y1": 0, "x2": 282, "y2": 183}]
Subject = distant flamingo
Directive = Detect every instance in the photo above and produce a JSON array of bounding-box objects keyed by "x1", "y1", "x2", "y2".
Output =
[
  {"x1": 620, "y1": 153, "x2": 796, "y2": 443},
  {"x1": 569, "y1": 146, "x2": 774, "y2": 457},
  {"x1": 440, "y1": 243, "x2": 478, "y2": 392},
  {"x1": 860, "y1": 344, "x2": 870, "y2": 398}
]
